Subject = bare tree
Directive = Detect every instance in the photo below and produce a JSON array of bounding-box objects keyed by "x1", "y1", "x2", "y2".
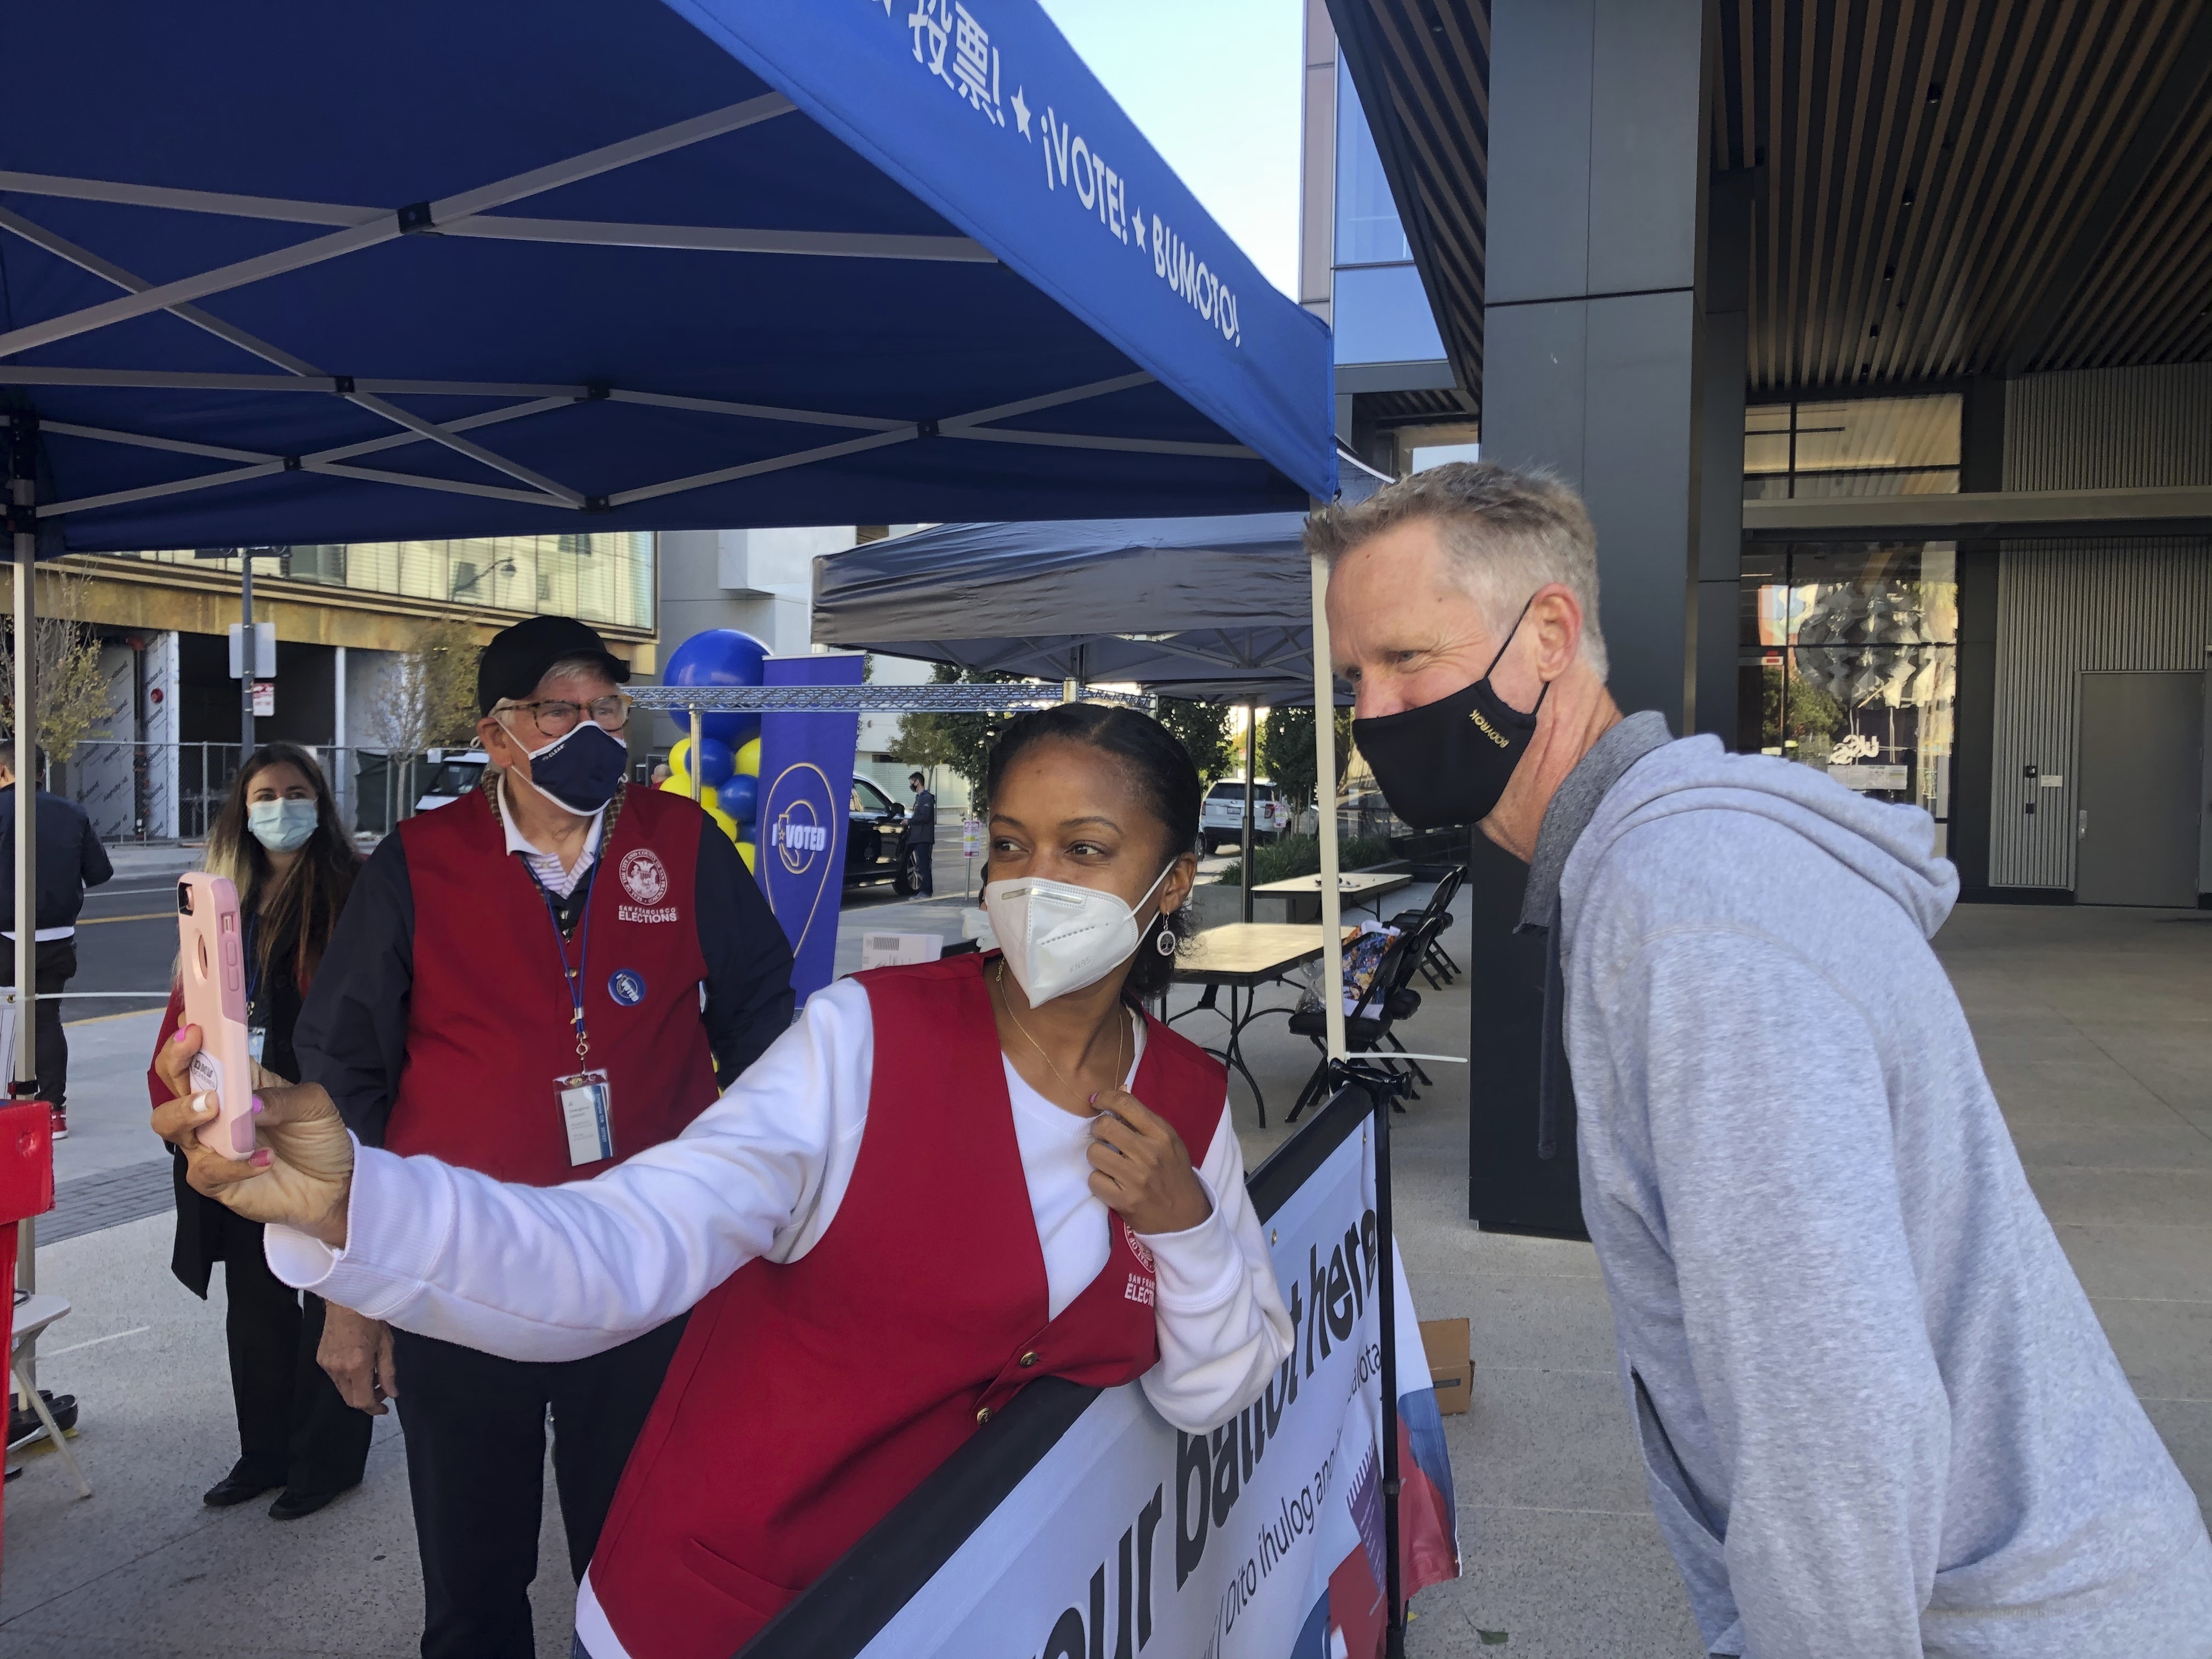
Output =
[
  {"x1": 0, "y1": 571, "x2": 113, "y2": 769},
  {"x1": 365, "y1": 616, "x2": 482, "y2": 816}
]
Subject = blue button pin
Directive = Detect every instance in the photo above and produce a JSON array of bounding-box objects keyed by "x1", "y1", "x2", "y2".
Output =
[{"x1": 608, "y1": 969, "x2": 648, "y2": 1007}]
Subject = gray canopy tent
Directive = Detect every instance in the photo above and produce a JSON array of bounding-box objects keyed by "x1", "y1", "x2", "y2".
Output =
[
  {"x1": 812, "y1": 511, "x2": 1364, "y2": 919},
  {"x1": 812, "y1": 511, "x2": 1326, "y2": 703}
]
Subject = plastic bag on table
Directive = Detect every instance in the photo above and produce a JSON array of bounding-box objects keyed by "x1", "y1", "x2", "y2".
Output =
[{"x1": 1297, "y1": 921, "x2": 1402, "y2": 1015}]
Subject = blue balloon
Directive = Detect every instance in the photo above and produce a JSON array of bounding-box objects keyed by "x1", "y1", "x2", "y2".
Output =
[
  {"x1": 665, "y1": 629, "x2": 768, "y2": 749},
  {"x1": 718, "y1": 774, "x2": 758, "y2": 825},
  {"x1": 692, "y1": 736, "x2": 736, "y2": 790}
]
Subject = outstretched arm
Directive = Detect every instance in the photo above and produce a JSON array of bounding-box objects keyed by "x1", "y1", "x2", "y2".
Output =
[{"x1": 159, "y1": 979, "x2": 874, "y2": 1364}]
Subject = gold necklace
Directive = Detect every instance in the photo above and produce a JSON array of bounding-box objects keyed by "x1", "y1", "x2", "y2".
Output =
[{"x1": 998, "y1": 961, "x2": 1125, "y2": 1102}]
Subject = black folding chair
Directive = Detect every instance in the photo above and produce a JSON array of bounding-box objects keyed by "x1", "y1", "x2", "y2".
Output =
[
  {"x1": 1387, "y1": 865, "x2": 1465, "y2": 988},
  {"x1": 1283, "y1": 917, "x2": 1441, "y2": 1121}
]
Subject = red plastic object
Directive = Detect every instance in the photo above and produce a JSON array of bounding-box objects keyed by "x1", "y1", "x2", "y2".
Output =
[{"x1": 0, "y1": 1101, "x2": 54, "y2": 1228}]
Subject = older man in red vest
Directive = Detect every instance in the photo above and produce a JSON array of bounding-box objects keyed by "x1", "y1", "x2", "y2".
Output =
[{"x1": 295, "y1": 615, "x2": 794, "y2": 1659}]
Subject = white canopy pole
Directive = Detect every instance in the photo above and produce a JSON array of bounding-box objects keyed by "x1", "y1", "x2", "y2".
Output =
[
  {"x1": 1308, "y1": 541, "x2": 1345, "y2": 1063},
  {"x1": 11, "y1": 429, "x2": 40, "y2": 1322}
]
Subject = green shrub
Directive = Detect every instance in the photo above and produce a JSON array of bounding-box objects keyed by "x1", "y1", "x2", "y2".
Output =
[{"x1": 1214, "y1": 832, "x2": 1395, "y2": 887}]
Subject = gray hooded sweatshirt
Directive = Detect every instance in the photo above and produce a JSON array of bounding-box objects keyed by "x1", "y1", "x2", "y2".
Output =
[{"x1": 1528, "y1": 715, "x2": 2212, "y2": 1658}]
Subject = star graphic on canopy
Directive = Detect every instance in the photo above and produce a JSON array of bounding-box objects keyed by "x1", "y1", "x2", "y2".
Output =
[
  {"x1": 1132, "y1": 210, "x2": 1146, "y2": 250},
  {"x1": 1011, "y1": 86, "x2": 1031, "y2": 138}
]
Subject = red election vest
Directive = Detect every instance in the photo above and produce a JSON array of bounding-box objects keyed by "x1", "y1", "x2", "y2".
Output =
[
  {"x1": 588, "y1": 951, "x2": 1228, "y2": 1659},
  {"x1": 382, "y1": 784, "x2": 720, "y2": 1184}
]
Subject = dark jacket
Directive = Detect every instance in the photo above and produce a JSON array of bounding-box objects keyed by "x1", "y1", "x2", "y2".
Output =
[
  {"x1": 296, "y1": 782, "x2": 794, "y2": 1148},
  {"x1": 906, "y1": 787, "x2": 937, "y2": 845},
  {"x1": 0, "y1": 786, "x2": 113, "y2": 932}
]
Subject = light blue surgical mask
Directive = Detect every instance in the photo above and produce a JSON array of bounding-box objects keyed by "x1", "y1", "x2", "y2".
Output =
[{"x1": 247, "y1": 798, "x2": 319, "y2": 854}]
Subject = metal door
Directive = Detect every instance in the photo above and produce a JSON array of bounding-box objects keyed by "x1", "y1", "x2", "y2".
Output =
[{"x1": 2075, "y1": 671, "x2": 2205, "y2": 907}]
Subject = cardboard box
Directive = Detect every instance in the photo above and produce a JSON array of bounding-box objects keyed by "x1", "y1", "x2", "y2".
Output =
[{"x1": 1420, "y1": 1317, "x2": 1472, "y2": 1415}]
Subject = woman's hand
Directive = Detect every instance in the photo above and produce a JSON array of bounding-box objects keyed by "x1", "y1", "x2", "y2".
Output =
[
  {"x1": 152, "y1": 1024, "x2": 355, "y2": 1246},
  {"x1": 1087, "y1": 1090, "x2": 1212, "y2": 1235}
]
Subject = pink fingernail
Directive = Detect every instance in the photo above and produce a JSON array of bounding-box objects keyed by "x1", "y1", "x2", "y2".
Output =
[
  {"x1": 251, "y1": 1096, "x2": 264, "y2": 1116},
  {"x1": 250, "y1": 1150, "x2": 273, "y2": 1169},
  {"x1": 1088, "y1": 1092, "x2": 1098, "y2": 1105},
  {"x1": 172, "y1": 1028, "x2": 188, "y2": 1043}
]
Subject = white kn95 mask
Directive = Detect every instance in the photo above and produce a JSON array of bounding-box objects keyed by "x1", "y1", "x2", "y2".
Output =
[{"x1": 983, "y1": 862, "x2": 1174, "y2": 1005}]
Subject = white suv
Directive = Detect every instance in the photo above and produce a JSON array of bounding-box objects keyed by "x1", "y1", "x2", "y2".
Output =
[{"x1": 1200, "y1": 780, "x2": 1289, "y2": 854}]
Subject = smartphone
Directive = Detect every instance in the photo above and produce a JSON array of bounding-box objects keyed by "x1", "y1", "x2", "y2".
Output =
[{"x1": 177, "y1": 873, "x2": 256, "y2": 1158}]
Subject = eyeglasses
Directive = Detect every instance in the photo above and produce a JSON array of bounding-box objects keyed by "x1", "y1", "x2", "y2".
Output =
[{"x1": 500, "y1": 693, "x2": 632, "y2": 738}]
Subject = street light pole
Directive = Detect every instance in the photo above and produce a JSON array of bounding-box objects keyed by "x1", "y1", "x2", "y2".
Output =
[{"x1": 240, "y1": 553, "x2": 256, "y2": 756}]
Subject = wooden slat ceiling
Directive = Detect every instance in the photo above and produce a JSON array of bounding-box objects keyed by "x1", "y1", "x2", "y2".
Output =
[{"x1": 1332, "y1": 0, "x2": 2212, "y2": 414}]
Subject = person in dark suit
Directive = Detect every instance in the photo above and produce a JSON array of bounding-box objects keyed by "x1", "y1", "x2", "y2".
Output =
[
  {"x1": 904, "y1": 770, "x2": 936, "y2": 896},
  {"x1": 150, "y1": 742, "x2": 371, "y2": 1520},
  {"x1": 0, "y1": 753, "x2": 114, "y2": 1139}
]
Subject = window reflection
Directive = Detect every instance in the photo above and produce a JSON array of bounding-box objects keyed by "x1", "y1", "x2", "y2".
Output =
[
  {"x1": 1744, "y1": 395, "x2": 1961, "y2": 500},
  {"x1": 1737, "y1": 543, "x2": 1957, "y2": 847}
]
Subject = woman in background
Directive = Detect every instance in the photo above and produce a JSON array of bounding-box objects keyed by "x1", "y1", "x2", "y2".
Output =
[{"x1": 149, "y1": 742, "x2": 369, "y2": 1520}]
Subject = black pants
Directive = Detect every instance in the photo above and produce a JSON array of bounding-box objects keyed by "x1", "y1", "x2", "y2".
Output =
[
  {"x1": 906, "y1": 840, "x2": 935, "y2": 896},
  {"x1": 0, "y1": 938, "x2": 75, "y2": 1108},
  {"x1": 392, "y1": 1318, "x2": 687, "y2": 1659},
  {"x1": 216, "y1": 1203, "x2": 375, "y2": 1494}
]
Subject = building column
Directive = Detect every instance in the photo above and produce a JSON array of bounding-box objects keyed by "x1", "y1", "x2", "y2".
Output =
[
  {"x1": 1697, "y1": 172, "x2": 1754, "y2": 743},
  {"x1": 1466, "y1": 0, "x2": 1713, "y2": 1236},
  {"x1": 1950, "y1": 375, "x2": 2006, "y2": 896},
  {"x1": 1480, "y1": 0, "x2": 1712, "y2": 724}
]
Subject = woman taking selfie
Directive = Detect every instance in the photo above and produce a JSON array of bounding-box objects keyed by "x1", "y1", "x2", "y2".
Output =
[
  {"x1": 149, "y1": 742, "x2": 369, "y2": 1521},
  {"x1": 156, "y1": 704, "x2": 1289, "y2": 1659}
]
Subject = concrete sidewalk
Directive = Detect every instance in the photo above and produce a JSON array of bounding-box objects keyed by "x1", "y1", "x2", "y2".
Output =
[{"x1": 1, "y1": 895, "x2": 2204, "y2": 1656}]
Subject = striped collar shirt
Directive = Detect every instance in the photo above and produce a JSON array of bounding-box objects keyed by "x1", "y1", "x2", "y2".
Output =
[{"x1": 496, "y1": 774, "x2": 605, "y2": 899}]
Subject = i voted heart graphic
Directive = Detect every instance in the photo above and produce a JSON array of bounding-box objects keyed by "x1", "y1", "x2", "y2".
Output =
[{"x1": 759, "y1": 760, "x2": 841, "y2": 969}]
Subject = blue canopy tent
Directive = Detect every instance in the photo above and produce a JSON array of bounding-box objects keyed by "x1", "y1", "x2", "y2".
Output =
[
  {"x1": 0, "y1": 0, "x2": 1344, "y2": 1035},
  {"x1": 0, "y1": 0, "x2": 1373, "y2": 1606}
]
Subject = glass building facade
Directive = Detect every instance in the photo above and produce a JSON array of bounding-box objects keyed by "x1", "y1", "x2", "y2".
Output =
[
  {"x1": 115, "y1": 532, "x2": 656, "y2": 633},
  {"x1": 1739, "y1": 394, "x2": 1962, "y2": 849}
]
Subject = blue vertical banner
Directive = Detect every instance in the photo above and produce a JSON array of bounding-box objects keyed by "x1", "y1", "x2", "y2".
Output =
[{"x1": 755, "y1": 655, "x2": 864, "y2": 1006}]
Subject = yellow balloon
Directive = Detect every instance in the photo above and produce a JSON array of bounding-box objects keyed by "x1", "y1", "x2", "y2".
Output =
[
  {"x1": 735, "y1": 839, "x2": 757, "y2": 871},
  {"x1": 735, "y1": 737, "x2": 761, "y2": 777},
  {"x1": 708, "y1": 806, "x2": 740, "y2": 843},
  {"x1": 657, "y1": 775, "x2": 692, "y2": 795},
  {"x1": 697, "y1": 783, "x2": 720, "y2": 817},
  {"x1": 667, "y1": 736, "x2": 695, "y2": 779}
]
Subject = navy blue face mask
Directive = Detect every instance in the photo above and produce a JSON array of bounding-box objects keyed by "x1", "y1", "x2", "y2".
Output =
[{"x1": 516, "y1": 720, "x2": 628, "y2": 816}]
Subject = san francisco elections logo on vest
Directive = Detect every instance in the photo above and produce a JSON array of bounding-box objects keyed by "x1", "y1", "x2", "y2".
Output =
[
  {"x1": 1122, "y1": 1216, "x2": 1156, "y2": 1274},
  {"x1": 618, "y1": 849, "x2": 668, "y2": 905}
]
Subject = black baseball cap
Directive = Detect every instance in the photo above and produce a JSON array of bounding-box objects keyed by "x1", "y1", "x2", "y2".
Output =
[{"x1": 477, "y1": 616, "x2": 630, "y2": 713}]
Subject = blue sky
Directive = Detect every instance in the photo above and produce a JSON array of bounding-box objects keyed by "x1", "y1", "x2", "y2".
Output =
[{"x1": 1037, "y1": 0, "x2": 1305, "y2": 298}]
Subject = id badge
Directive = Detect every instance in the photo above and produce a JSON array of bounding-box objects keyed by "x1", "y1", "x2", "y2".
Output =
[
  {"x1": 248, "y1": 1026, "x2": 267, "y2": 1064},
  {"x1": 557, "y1": 1069, "x2": 616, "y2": 1166}
]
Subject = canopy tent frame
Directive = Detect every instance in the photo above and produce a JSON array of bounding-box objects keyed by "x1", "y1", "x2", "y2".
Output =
[{"x1": 0, "y1": 0, "x2": 1372, "y2": 1606}]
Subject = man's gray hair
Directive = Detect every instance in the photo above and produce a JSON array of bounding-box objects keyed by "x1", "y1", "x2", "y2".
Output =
[{"x1": 1306, "y1": 460, "x2": 1609, "y2": 680}]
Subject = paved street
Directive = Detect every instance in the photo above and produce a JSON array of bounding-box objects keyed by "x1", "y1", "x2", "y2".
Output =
[{"x1": 3, "y1": 874, "x2": 2206, "y2": 1656}]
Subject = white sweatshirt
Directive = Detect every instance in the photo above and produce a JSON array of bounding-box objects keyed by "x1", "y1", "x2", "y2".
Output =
[{"x1": 267, "y1": 976, "x2": 1293, "y2": 1434}]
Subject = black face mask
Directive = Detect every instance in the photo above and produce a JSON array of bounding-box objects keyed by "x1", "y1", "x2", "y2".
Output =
[{"x1": 1351, "y1": 601, "x2": 1548, "y2": 830}]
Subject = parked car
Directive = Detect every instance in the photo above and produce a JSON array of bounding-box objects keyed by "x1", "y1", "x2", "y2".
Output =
[
  {"x1": 413, "y1": 749, "x2": 490, "y2": 812},
  {"x1": 846, "y1": 773, "x2": 911, "y2": 890},
  {"x1": 1200, "y1": 779, "x2": 1290, "y2": 854}
]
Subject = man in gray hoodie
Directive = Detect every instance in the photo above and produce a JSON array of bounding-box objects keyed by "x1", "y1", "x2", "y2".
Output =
[{"x1": 1313, "y1": 462, "x2": 2212, "y2": 1658}]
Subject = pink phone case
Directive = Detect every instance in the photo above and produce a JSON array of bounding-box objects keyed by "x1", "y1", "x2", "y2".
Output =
[{"x1": 177, "y1": 873, "x2": 256, "y2": 1158}]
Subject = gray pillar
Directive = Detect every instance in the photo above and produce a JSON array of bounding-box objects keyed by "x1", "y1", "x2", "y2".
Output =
[
  {"x1": 1951, "y1": 375, "x2": 2007, "y2": 896},
  {"x1": 1696, "y1": 172, "x2": 1753, "y2": 743},
  {"x1": 1481, "y1": 0, "x2": 1711, "y2": 726},
  {"x1": 1465, "y1": 0, "x2": 1711, "y2": 1237}
]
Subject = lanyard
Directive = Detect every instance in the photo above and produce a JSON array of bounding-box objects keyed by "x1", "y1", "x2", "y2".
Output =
[
  {"x1": 526, "y1": 860, "x2": 597, "y2": 1062},
  {"x1": 242, "y1": 911, "x2": 263, "y2": 1018}
]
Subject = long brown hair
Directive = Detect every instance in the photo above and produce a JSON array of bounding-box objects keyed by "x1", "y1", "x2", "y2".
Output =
[{"x1": 204, "y1": 743, "x2": 359, "y2": 991}]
